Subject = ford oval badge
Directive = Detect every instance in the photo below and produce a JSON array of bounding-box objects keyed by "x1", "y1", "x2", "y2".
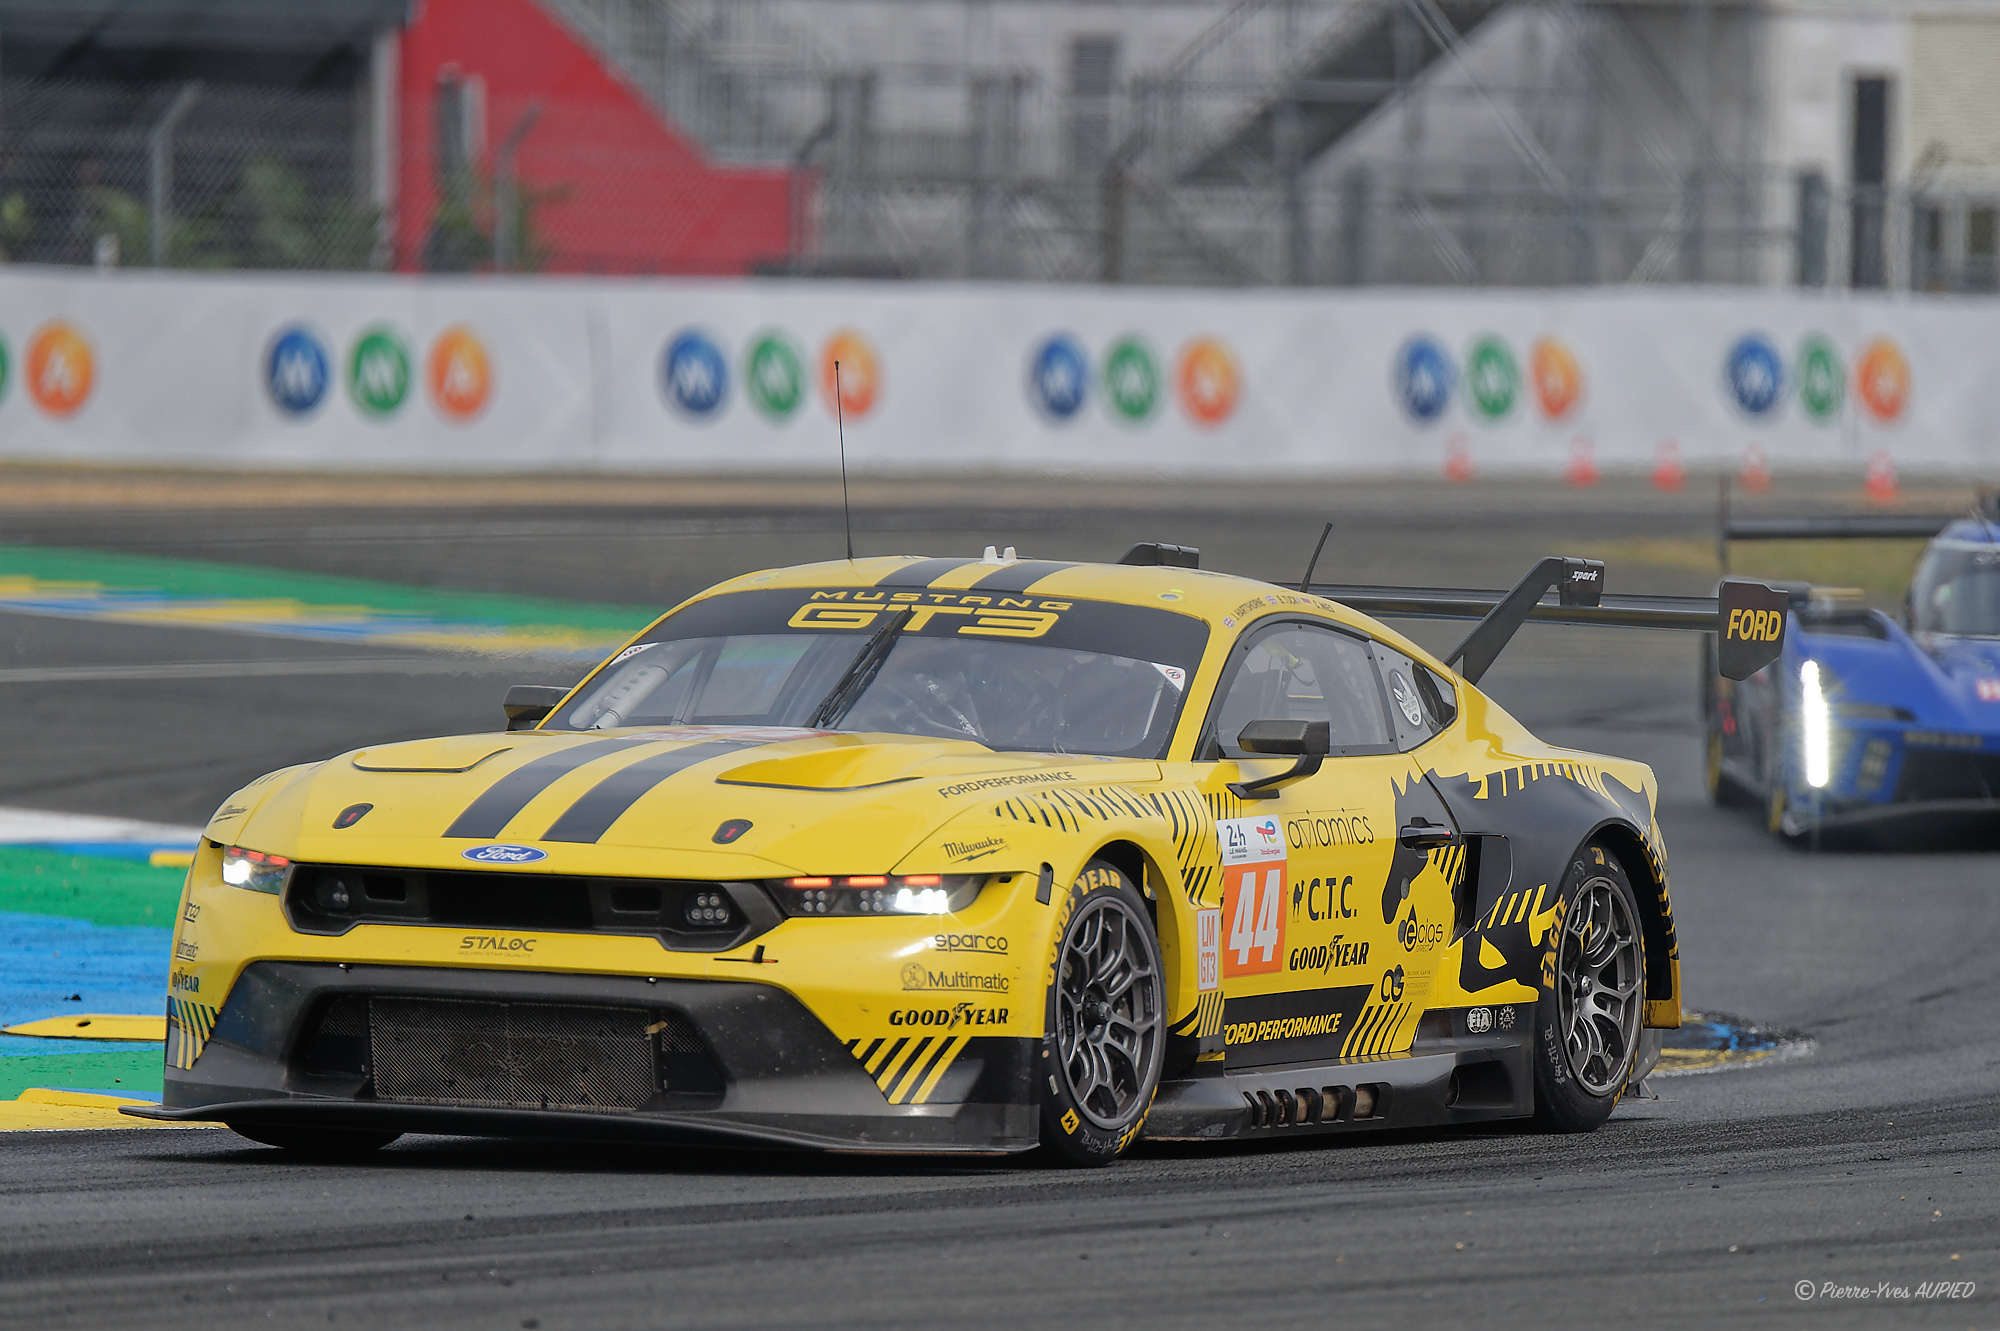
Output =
[{"x1": 462, "y1": 843, "x2": 548, "y2": 865}]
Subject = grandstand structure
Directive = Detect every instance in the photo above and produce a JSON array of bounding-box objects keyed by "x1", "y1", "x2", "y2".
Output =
[{"x1": 2, "y1": 0, "x2": 1998, "y2": 289}]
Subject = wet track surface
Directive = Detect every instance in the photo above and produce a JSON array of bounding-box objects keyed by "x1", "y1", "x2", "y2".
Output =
[{"x1": 2, "y1": 496, "x2": 1997, "y2": 1328}]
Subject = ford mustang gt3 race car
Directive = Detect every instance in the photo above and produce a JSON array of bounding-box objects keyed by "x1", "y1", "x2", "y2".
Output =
[
  {"x1": 130, "y1": 546, "x2": 1784, "y2": 1163},
  {"x1": 1704, "y1": 503, "x2": 2000, "y2": 841}
]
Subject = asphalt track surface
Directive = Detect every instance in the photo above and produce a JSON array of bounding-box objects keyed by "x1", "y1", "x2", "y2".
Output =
[{"x1": 3, "y1": 491, "x2": 1998, "y2": 1329}]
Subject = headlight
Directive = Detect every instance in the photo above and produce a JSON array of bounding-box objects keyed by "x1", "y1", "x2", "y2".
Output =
[
  {"x1": 220, "y1": 845, "x2": 294, "y2": 894},
  {"x1": 769, "y1": 874, "x2": 985, "y2": 917},
  {"x1": 1800, "y1": 660, "x2": 1832, "y2": 789}
]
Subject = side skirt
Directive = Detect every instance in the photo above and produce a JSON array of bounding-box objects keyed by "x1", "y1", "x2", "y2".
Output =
[{"x1": 1143, "y1": 1033, "x2": 1535, "y2": 1142}]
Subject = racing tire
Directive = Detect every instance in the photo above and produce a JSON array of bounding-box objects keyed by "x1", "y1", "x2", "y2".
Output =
[
  {"x1": 1531, "y1": 844, "x2": 1647, "y2": 1134},
  {"x1": 229, "y1": 1123, "x2": 401, "y2": 1158},
  {"x1": 1037, "y1": 860, "x2": 1166, "y2": 1167},
  {"x1": 1702, "y1": 727, "x2": 1751, "y2": 809}
]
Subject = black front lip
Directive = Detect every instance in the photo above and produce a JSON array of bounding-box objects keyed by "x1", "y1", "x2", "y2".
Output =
[{"x1": 142, "y1": 961, "x2": 1037, "y2": 1154}]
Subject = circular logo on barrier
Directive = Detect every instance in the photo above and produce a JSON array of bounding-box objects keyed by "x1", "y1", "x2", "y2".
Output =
[
  {"x1": 1466, "y1": 335, "x2": 1517, "y2": 420},
  {"x1": 1027, "y1": 334, "x2": 1089, "y2": 422},
  {"x1": 1725, "y1": 334, "x2": 1784, "y2": 418},
  {"x1": 264, "y1": 325, "x2": 330, "y2": 417},
  {"x1": 1855, "y1": 337, "x2": 1910, "y2": 423},
  {"x1": 25, "y1": 321, "x2": 94, "y2": 417},
  {"x1": 821, "y1": 329, "x2": 880, "y2": 419},
  {"x1": 662, "y1": 329, "x2": 729, "y2": 418},
  {"x1": 1102, "y1": 336, "x2": 1159, "y2": 423},
  {"x1": 428, "y1": 325, "x2": 492, "y2": 422},
  {"x1": 348, "y1": 327, "x2": 412, "y2": 418},
  {"x1": 744, "y1": 331, "x2": 804, "y2": 421},
  {"x1": 1394, "y1": 335, "x2": 1453, "y2": 424},
  {"x1": 1798, "y1": 335, "x2": 1844, "y2": 423},
  {"x1": 1531, "y1": 336, "x2": 1583, "y2": 420},
  {"x1": 1175, "y1": 337, "x2": 1240, "y2": 427}
]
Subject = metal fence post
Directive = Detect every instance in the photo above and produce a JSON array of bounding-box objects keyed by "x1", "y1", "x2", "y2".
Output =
[
  {"x1": 148, "y1": 82, "x2": 202, "y2": 267},
  {"x1": 1795, "y1": 168, "x2": 1828, "y2": 288}
]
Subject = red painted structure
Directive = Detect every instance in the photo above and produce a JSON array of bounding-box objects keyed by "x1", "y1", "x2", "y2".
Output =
[{"x1": 395, "y1": 0, "x2": 802, "y2": 274}]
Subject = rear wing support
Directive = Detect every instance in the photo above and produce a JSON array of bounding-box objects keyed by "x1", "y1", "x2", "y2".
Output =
[{"x1": 1310, "y1": 561, "x2": 1789, "y2": 685}]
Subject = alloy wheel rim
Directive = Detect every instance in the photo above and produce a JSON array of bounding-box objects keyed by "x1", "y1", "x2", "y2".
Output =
[
  {"x1": 1555, "y1": 876, "x2": 1642, "y2": 1097},
  {"x1": 1055, "y1": 896, "x2": 1162, "y2": 1130}
]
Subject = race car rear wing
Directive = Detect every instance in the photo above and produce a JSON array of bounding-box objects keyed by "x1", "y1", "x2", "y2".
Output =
[
  {"x1": 1309, "y1": 556, "x2": 1788, "y2": 685},
  {"x1": 1715, "y1": 483, "x2": 1997, "y2": 570}
]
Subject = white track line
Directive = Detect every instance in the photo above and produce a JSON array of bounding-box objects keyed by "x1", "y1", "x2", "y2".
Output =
[
  {"x1": 0, "y1": 807, "x2": 204, "y2": 846},
  {"x1": 0, "y1": 657, "x2": 498, "y2": 684}
]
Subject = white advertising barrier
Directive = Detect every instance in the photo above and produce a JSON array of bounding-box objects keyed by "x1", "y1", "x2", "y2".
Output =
[{"x1": 0, "y1": 267, "x2": 1991, "y2": 477}]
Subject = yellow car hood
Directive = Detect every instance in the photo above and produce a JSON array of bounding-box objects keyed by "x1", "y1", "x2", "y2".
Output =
[{"x1": 211, "y1": 726, "x2": 1158, "y2": 878}]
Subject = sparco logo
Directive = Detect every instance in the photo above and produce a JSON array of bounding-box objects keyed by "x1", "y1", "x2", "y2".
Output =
[
  {"x1": 889, "y1": 1004, "x2": 1008, "y2": 1028},
  {"x1": 462, "y1": 844, "x2": 547, "y2": 864},
  {"x1": 461, "y1": 935, "x2": 536, "y2": 953},
  {"x1": 933, "y1": 932, "x2": 1008, "y2": 955},
  {"x1": 901, "y1": 963, "x2": 1009, "y2": 993}
]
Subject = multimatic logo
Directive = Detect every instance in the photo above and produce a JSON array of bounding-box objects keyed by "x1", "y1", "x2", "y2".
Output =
[
  {"x1": 900, "y1": 962, "x2": 1009, "y2": 993},
  {"x1": 889, "y1": 1004, "x2": 1008, "y2": 1028},
  {"x1": 461, "y1": 935, "x2": 536, "y2": 953}
]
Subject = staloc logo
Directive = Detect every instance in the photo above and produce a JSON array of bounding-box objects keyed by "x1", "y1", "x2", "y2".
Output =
[{"x1": 462, "y1": 843, "x2": 548, "y2": 864}]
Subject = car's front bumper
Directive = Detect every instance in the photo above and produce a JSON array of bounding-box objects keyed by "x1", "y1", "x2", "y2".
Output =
[{"x1": 126, "y1": 961, "x2": 1039, "y2": 1155}]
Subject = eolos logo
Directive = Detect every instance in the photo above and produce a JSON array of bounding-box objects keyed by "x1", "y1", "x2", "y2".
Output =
[
  {"x1": 265, "y1": 325, "x2": 330, "y2": 416},
  {"x1": 663, "y1": 329, "x2": 729, "y2": 418},
  {"x1": 462, "y1": 844, "x2": 548, "y2": 865}
]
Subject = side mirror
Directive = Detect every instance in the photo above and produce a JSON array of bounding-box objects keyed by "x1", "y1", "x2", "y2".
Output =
[
  {"x1": 1228, "y1": 720, "x2": 1329, "y2": 800},
  {"x1": 503, "y1": 684, "x2": 568, "y2": 732}
]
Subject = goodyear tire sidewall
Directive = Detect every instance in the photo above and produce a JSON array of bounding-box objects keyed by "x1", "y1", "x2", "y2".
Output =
[
  {"x1": 1038, "y1": 860, "x2": 1163, "y2": 1165},
  {"x1": 1532, "y1": 844, "x2": 1645, "y2": 1131}
]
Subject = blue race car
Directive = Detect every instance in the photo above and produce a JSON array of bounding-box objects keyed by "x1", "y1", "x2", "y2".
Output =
[{"x1": 1704, "y1": 504, "x2": 2000, "y2": 842}]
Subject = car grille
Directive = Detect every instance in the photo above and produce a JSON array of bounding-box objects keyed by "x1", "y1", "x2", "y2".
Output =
[
  {"x1": 294, "y1": 994, "x2": 724, "y2": 1112},
  {"x1": 284, "y1": 866, "x2": 774, "y2": 952},
  {"x1": 1895, "y1": 749, "x2": 2000, "y2": 803}
]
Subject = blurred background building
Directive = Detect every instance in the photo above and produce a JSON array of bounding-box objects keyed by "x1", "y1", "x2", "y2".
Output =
[{"x1": 1, "y1": 0, "x2": 1997, "y2": 290}]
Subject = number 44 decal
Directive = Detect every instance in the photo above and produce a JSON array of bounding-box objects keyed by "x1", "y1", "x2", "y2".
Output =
[{"x1": 1223, "y1": 863, "x2": 1285, "y2": 976}]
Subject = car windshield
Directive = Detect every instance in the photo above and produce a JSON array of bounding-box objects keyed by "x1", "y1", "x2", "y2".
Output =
[
  {"x1": 548, "y1": 586, "x2": 1209, "y2": 758},
  {"x1": 1911, "y1": 541, "x2": 2000, "y2": 637}
]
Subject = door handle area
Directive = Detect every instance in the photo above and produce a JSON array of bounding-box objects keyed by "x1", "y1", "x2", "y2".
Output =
[{"x1": 1398, "y1": 819, "x2": 1456, "y2": 849}]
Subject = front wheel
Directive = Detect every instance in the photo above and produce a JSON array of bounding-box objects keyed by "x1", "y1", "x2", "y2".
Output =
[
  {"x1": 1532, "y1": 844, "x2": 1647, "y2": 1133},
  {"x1": 1038, "y1": 861, "x2": 1166, "y2": 1166}
]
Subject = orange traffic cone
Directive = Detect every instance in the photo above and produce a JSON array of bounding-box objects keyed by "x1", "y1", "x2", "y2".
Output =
[
  {"x1": 1564, "y1": 436, "x2": 1600, "y2": 488},
  {"x1": 1443, "y1": 434, "x2": 1474, "y2": 483},
  {"x1": 1864, "y1": 450, "x2": 1899, "y2": 503},
  {"x1": 1651, "y1": 440, "x2": 1686, "y2": 493},
  {"x1": 1740, "y1": 444, "x2": 1772, "y2": 494}
]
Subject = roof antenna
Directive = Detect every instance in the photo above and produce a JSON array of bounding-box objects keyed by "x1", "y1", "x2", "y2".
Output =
[
  {"x1": 1297, "y1": 520, "x2": 1334, "y2": 592},
  {"x1": 832, "y1": 359, "x2": 856, "y2": 555},
  {"x1": 832, "y1": 357, "x2": 856, "y2": 559}
]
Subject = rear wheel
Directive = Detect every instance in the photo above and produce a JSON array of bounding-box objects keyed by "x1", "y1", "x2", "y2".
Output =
[
  {"x1": 1038, "y1": 860, "x2": 1165, "y2": 1166},
  {"x1": 230, "y1": 1123, "x2": 400, "y2": 1158},
  {"x1": 1532, "y1": 845, "x2": 1646, "y2": 1133}
]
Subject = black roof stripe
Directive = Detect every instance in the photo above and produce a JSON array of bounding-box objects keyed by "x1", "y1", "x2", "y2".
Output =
[
  {"x1": 541, "y1": 740, "x2": 757, "y2": 843},
  {"x1": 966, "y1": 560, "x2": 1076, "y2": 593},
  {"x1": 873, "y1": 557, "x2": 976, "y2": 588}
]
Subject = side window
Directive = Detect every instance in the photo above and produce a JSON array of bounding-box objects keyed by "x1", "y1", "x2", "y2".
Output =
[
  {"x1": 1370, "y1": 642, "x2": 1457, "y2": 750},
  {"x1": 1210, "y1": 622, "x2": 1394, "y2": 758}
]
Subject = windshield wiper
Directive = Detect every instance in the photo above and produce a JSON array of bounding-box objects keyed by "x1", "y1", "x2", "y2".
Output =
[{"x1": 808, "y1": 607, "x2": 911, "y2": 729}]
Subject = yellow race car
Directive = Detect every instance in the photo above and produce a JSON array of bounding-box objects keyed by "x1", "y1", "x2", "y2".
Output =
[{"x1": 129, "y1": 544, "x2": 1785, "y2": 1163}]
